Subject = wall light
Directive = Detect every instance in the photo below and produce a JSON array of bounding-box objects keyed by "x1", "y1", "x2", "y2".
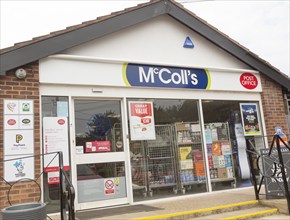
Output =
[{"x1": 15, "y1": 68, "x2": 27, "y2": 79}]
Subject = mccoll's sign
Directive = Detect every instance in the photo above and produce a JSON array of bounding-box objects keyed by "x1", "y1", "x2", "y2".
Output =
[{"x1": 123, "y1": 63, "x2": 211, "y2": 90}]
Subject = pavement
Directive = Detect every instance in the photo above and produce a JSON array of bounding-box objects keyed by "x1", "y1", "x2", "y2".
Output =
[{"x1": 48, "y1": 187, "x2": 290, "y2": 220}]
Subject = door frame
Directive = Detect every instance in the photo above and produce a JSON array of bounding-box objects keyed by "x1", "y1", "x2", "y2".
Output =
[{"x1": 70, "y1": 97, "x2": 133, "y2": 210}]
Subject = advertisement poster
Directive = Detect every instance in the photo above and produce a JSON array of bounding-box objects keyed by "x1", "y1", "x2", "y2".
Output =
[
  {"x1": 275, "y1": 127, "x2": 288, "y2": 147},
  {"x1": 240, "y1": 103, "x2": 261, "y2": 136},
  {"x1": 128, "y1": 101, "x2": 156, "y2": 140},
  {"x1": 4, "y1": 130, "x2": 34, "y2": 155},
  {"x1": 235, "y1": 123, "x2": 250, "y2": 179},
  {"x1": 4, "y1": 155, "x2": 35, "y2": 182},
  {"x1": 85, "y1": 141, "x2": 111, "y2": 153},
  {"x1": 3, "y1": 99, "x2": 35, "y2": 182},
  {"x1": 43, "y1": 117, "x2": 70, "y2": 172},
  {"x1": 48, "y1": 172, "x2": 60, "y2": 185},
  {"x1": 179, "y1": 146, "x2": 193, "y2": 170},
  {"x1": 261, "y1": 147, "x2": 290, "y2": 196}
]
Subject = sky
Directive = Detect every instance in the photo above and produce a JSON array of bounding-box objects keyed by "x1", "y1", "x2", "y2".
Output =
[{"x1": 0, "y1": 0, "x2": 289, "y2": 75}]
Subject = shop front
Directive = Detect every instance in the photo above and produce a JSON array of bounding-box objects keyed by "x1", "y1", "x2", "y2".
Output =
[
  {"x1": 40, "y1": 58, "x2": 266, "y2": 210},
  {"x1": 1, "y1": 0, "x2": 289, "y2": 214}
]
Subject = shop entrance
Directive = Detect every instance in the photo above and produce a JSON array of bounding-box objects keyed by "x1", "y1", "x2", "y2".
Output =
[{"x1": 73, "y1": 99, "x2": 129, "y2": 210}]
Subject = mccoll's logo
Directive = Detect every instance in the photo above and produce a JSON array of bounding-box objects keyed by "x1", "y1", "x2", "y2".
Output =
[{"x1": 123, "y1": 63, "x2": 211, "y2": 89}]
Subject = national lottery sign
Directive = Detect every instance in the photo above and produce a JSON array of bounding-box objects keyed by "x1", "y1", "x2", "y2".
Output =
[{"x1": 123, "y1": 63, "x2": 211, "y2": 90}]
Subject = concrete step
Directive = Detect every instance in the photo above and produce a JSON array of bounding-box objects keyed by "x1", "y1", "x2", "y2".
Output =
[
  {"x1": 193, "y1": 206, "x2": 278, "y2": 219},
  {"x1": 258, "y1": 214, "x2": 290, "y2": 219},
  {"x1": 135, "y1": 200, "x2": 261, "y2": 220}
]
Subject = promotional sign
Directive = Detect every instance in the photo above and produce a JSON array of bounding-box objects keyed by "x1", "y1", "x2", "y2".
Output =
[
  {"x1": 179, "y1": 146, "x2": 193, "y2": 170},
  {"x1": 275, "y1": 127, "x2": 288, "y2": 147},
  {"x1": 240, "y1": 103, "x2": 261, "y2": 136},
  {"x1": 43, "y1": 117, "x2": 70, "y2": 172},
  {"x1": 3, "y1": 99, "x2": 34, "y2": 182},
  {"x1": 261, "y1": 147, "x2": 290, "y2": 196},
  {"x1": 4, "y1": 130, "x2": 34, "y2": 155},
  {"x1": 128, "y1": 101, "x2": 156, "y2": 140},
  {"x1": 4, "y1": 155, "x2": 35, "y2": 182},
  {"x1": 85, "y1": 141, "x2": 111, "y2": 153},
  {"x1": 48, "y1": 172, "x2": 60, "y2": 185},
  {"x1": 235, "y1": 123, "x2": 250, "y2": 179},
  {"x1": 123, "y1": 63, "x2": 210, "y2": 90}
]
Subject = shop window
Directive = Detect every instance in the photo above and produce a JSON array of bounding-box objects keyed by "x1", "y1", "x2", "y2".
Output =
[
  {"x1": 202, "y1": 100, "x2": 265, "y2": 191},
  {"x1": 74, "y1": 100, "x2": 123, "y2": 153},
  {"x1": 77, "y1": 162, "x2": 126, "y2": 203},
  {"x1": 41, "y1": 96, "x2": 70, "y2": 213},
  {"x1": 128, "y1": 99, "x2": 206, "y2": 201}
]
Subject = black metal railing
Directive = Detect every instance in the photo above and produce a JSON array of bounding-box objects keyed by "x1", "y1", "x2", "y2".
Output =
[
  {"x1": 58, "y1": 151, "x2": 75, "y2": 220},
  {"x1": 0, "y1": 152, "x2": 75, "y2": 220},
  {"x1": 246, "y1": 134, "x2": 290, "y2": 214}
]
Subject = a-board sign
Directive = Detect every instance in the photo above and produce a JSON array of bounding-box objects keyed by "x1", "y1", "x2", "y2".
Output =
[{"x1": 261, "y1": 147, "x2": 290, "y2": 196}]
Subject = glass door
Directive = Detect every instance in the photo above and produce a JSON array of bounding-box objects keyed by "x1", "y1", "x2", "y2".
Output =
[{"x1": 73, "y1": 99, "x2": 129, "y2": 210}]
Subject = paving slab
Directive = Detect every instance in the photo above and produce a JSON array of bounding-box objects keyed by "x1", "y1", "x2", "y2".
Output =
[{"x1": 47, "y1": 187, "x2": 290, "y2": 220}]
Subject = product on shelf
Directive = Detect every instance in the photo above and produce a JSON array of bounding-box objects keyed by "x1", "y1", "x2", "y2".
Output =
[
  {"x1": 212, "y1": 142, "x2": 222, "y2": 156},
  {"x1": 205, "y1": 123, "x2": 235, "y2": 183}
]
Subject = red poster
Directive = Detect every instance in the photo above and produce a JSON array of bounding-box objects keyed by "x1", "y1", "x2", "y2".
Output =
[
  {"x1": 130, "y1": 103, "x2": 152, "y2": 118},
  {"x1": 85, "y1": 141, "x2": 111, "y2": 153},
  {"x1": 129, "y1": 101, "x2": 156, "y2": 141}
]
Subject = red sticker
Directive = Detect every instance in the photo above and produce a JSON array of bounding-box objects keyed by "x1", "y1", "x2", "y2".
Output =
[
  {"x1": 7, "y1": 119, "x2": 16, "y2": 125},
  {"x1": 57, "y1": 119, "x2": 65, "y2": 125},
  {"x1": 240, "y1": 73, "x2": 258, "y2": 90},
  {"x1": 130, "y1": 103, "x2": 152, "y2": 118},
  {"x1": 141, "y1": 118, "x2": 151, "y2": 124}
]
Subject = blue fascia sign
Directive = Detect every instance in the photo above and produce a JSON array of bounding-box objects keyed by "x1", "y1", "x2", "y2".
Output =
[{"x1": 123, "y1": 63, "x2": 211, "y2": 90}]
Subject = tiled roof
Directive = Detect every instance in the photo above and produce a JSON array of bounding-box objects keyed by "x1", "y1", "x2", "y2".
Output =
[
  {"x1": 0, "y1": 1, "x2": 154, "y2": 55},
  {"x1": 0, "y1": 0, "x2": 289, "y2": 90}
]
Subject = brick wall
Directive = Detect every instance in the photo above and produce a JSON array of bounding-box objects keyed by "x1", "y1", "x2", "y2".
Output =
[
  {"x1": 0, "y1": 61, "x2": 40, "y2": 209},
  {"x1": 260, "y1": 74, "x2": 289, "y2": 137}
]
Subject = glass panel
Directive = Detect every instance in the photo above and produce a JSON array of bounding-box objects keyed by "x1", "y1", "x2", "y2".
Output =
[
  {"x1": 41, "y1": 96, "x2": 69, "y2": 213},
  {"x1": 202, "y1": 100, "x2": 265, "y2": 191},
  {"x1": 74, "y1": 100, "x2": 123, "y2": 153},
  {"x1": 77, "y1": 162, "x2": 126, "y2": 203},
  {"x1": 128, "y1": 99, "x2": 205, "y2": 202}
]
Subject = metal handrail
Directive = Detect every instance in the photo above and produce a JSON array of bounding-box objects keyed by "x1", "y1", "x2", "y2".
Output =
[
  {"x1": 58, "y1": 151, "x2": 75, "y2": 220},
  {"x1": 0, "y1": 152, "x2": 75, "y2": 220}
]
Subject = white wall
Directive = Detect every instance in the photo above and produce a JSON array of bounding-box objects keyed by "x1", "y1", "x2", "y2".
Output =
[{"x1": 62, "y1": 15, "x2": 251, "y2": 70}]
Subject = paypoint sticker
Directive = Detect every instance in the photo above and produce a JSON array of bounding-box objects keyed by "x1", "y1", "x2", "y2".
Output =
[
  {"x1": 123, "y1": 63, "x2": 210, "y2": 90},
  {"x1": 16, "y1": 134, "x2": 23, "y2": 143}
]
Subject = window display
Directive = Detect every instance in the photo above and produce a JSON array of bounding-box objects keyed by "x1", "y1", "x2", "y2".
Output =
[
  {"x1": 130, "y1": 125, "x2": 178, "y2": 198},
  {"x1": 205, "y1": 123, "x2": 236, "y2": 189},
  {"x1": 175, "y1": 122, "x2": 205, "y2": 194}
]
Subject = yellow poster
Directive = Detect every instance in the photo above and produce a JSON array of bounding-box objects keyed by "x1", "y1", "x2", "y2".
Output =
[
  {"x1": 179, "y1": 147, "x2": 193, "y2": 170},
  {"x1": 179, "y1": 146, "x2": 192, "y2": 160}
]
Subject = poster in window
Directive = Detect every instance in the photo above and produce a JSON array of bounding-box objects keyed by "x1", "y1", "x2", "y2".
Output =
[
  {"x1": 43, "y1": 117, "x2": 70, "y2": 172},
  {"x1": 128, "y1": 101, "x2": 156, "y2": 140},
  {"x1": 240, "y1": 103, "x2": 261, "y2": 136}
]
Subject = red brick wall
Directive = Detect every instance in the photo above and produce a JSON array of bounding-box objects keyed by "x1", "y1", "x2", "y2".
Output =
[
  {"x1": 0, "y1": 61, "x2": 40, "y2": 209},
  {"x1": 260, "y1": 74, "x2": 289, "y2": 137}
]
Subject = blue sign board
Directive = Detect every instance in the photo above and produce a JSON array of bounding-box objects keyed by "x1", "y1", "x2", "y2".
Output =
[
  {"x1": 123, "y1": 63, "x2": 211, "y2": 90},
  {"x1": 183, "y1": 36, "x2": 194, "y2": 48}
]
